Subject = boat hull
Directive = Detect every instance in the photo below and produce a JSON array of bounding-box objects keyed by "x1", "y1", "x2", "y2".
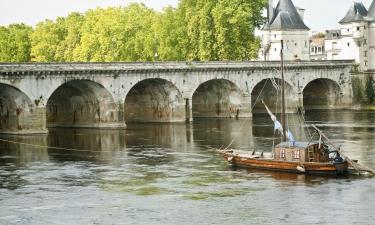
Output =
[{"x1": 220, "y1": 151, "x2": 348, "y2": 175}]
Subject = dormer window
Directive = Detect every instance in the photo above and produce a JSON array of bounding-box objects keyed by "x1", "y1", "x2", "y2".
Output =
[
  {"x1": 280, "y1": 149, "x2": 285, "y2": 158},
  {"x1": 293, "y1": 150, "x2": 300, "y2": 159}
]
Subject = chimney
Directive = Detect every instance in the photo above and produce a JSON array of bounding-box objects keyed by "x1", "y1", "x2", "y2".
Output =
[
  {"x1": 268, "y1": 0, "x2": 274, "y2": 23},
  {"x1": 296, "y1": 7, "x2": 305, "y2": 21}
]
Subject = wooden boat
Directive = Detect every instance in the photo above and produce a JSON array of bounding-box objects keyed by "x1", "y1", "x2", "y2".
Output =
[
  {"x1": 218, "y1": 142, "x2": 348, "y2": 175},
  {"x1": 218, "y1": 40, "x2": 374, "y2": 176}
]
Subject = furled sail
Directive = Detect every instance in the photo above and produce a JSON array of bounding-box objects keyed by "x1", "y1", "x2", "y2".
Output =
[{"x1": 262, "y1": 100, "x2": 296, "y2": 145}]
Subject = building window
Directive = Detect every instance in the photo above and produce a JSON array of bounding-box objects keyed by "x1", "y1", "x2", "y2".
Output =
[
  {"x1": 357, "y1": 27, "x2": 360, "y2": 31},
  {"x1": 347, "y1": 29, "x2": 350, "y2": 32},
  {"x1": 293, "y1": 150, "x2": 300, "y2": 159},
  {"x1": 318, "y1": 47, "x2": 321, "y2": 52},
  {"x1": 305, "y1": 41, "x2": 307, "y2": 48},
  {"x1": 275, "y1": 48, "x2": 277, "y2": 52},
  {"x1": 311, "y1": 47, "x2": 315, "y2": 53},
  {"x1": 364, "y1": 39, "x2": 367, "y2": 45},
  {"x1": 295, "y1": 42, "x2": 297, "y2": 46},
  {"x1": 347, "y1": 42, "x2": 350, "y2": 47},
  {"x1": 280, "y1": 149, "x2": 285, "y2": 158},
  {"x1": 274, "y1": 35, "x2": 277, "y2": 39},
  {"x1": 365, "y1": 51, "x2": 368, "y2": 57},
  {"x1": 365, "y1": 61, "x2": 368, "y2": 66}
]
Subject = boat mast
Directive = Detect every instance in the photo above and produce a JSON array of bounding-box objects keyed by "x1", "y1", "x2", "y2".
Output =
[{"x1": 280, "y1": 40, "x2": 287, "y2": 142}]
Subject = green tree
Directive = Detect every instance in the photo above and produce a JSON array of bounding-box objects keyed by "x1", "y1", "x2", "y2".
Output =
[
  {"x1": 176, "y1": 0, "x2": 265, "y2": 61},
  {"x1": 365, "y1": 77, "x2": 375, "y2": 104},
  {"x1": 31, "y1": 18, "x2": 67, "y2": 62},
  {"x1": 212, "y1": 0, "x2": 264, "y2": 60},
  {"x1": 23, "y1": 0, "x2": 266, "y2": 62},
  {"x1": 155, "y1": 6, "x2": 192, "y2": 61},
  {"x1": 55, "y1": 12, "x2": 84, "y2": 62},
  {"x1": 0, "y1": 24, "x2": 32, "y2": 62},
  {"x1": 73, "y1": 4, "x2": 158, "y2": 62}
]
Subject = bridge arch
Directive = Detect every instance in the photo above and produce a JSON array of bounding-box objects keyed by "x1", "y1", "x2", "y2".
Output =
[
  {"x1": 46, "y1": 79, "x2": 119, "y2": 128},
  {"x1": 303, "y1": 78, "x2": 342, "y2": 110},
  {"x1": 192, "y1": 79, "x2": 251, "y2": 118},
  {"x1": 124, "y1": 78, "x2": 185, "y2": 122},
  {"x1": 251, "y1": 78, "x2": 299, "y2": 114},
  {"x1": 0, "y1": 83, "x2": 42, "y2": 133}
]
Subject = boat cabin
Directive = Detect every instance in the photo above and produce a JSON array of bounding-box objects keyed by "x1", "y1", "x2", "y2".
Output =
[{"x1": 273, "y1": 142, "x2": 331, "y2": 163}]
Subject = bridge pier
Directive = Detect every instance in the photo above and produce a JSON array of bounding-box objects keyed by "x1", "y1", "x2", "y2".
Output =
[
  {"x1": 185, "y1": 98, "x2": 193, "y2": 122},
  {"x1": 0, "y1": 106, "x2": 48, "y2": 135},
  {"x1": 240, "y1": 94, "x2": 252, "y2": 118}
]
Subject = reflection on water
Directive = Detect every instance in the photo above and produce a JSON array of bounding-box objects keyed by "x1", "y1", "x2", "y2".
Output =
[{"x1": 0, "y1": 110, "x2": 374, "y2": 225}]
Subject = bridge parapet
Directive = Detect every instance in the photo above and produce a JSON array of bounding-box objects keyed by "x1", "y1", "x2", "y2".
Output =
[{"x1": 0, "y1": 60, "x2": 355, "y2": 74}]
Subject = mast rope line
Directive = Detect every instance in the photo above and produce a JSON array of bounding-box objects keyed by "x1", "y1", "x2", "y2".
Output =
[
  {"x1": 223, "y1": 79, "x2": 270, "y2": 151},
  {"x1": 0, "y1": 137, "x2": 105, "y2": 153}
]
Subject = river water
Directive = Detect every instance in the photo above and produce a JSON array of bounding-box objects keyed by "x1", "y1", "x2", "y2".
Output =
[{"x1": 0, "y1": 110, "x2": 374, "y2": 225}]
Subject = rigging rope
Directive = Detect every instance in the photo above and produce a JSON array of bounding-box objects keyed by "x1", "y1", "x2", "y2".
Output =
[
  {"x1": 224, "y1": 79, "x2": 270, "y2": 151},
  {"x1": 0, "y1": 137, "x2": 105, "y2": 153}
]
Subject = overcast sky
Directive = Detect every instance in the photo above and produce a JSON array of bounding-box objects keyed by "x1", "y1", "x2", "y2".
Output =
[{"x1": 0, "y1": 0, "x2": 374, "y2": 31}]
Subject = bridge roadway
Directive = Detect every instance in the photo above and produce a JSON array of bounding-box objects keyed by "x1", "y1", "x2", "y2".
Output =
[{"x1": 0, "y1": 60, "x2": 354, "y2": 134}]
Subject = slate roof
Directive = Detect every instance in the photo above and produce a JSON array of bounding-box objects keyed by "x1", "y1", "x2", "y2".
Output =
[
  {"x1": 325, "y1": 30, "x2": 341, "y2": 40},
  {"x1": 368, "y1": 0, "x2": 375, "y2": 20},
  {"x1": 264, "y1": 0, "x2": 309, "y2": 31},
  {"x1": 339, "y1": 2, "x2": 368, "y2": 24}
]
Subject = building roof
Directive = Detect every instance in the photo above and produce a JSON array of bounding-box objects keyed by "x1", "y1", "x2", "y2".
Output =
[
  {"x1": 368, "y1": 0, "x2": 375, "y2": 20},
  {"x1": 325, "y1": 30, "x2": 341, "y2": 40},
  {"x1": 265, "y1": 0, "x2": 309, "y2": 31},
  {"x1": 339, "y1": 2, "x2": 368, "y2": 24}
]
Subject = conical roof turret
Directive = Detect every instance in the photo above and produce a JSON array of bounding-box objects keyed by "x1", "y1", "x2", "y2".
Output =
[
  {"x1": 339, "y1": 2, "x2": 368, "y2": 24},
  {"x1": 266, "y1": 0, "x2": 309, "y2": 30},
  {"x1": 367, "y1": 0, "x2": 375, "y2": 20}
]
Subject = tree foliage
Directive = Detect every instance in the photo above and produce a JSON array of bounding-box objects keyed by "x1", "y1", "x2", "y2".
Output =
[
  {"x1": 1, "y1": 0, "x2": 266, "y2": 62},
  {"x1": 0, "y1": 24, "x2": 32, "y2": 62},
  {"x1": 365, "y1": 77, "x2": 375, "y2": 104}
]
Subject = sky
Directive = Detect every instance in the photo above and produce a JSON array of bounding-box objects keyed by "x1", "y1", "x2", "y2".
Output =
[{"x1": 0, "y1": 0, "x2": 374, "y2": 31}]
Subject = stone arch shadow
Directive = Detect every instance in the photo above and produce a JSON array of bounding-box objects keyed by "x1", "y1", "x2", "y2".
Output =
[
  {"x1": 124, "y1": 78, "x2": 185, "y2": 122},
  {"x1": 251, "y1": 78, "x2": 299, "y2": 114},
  {"x1": 0, "y1": 83, "x2": 47, "y2": 133},
  {"x1": 302, "y1": 78, "x2": 342, "y2": 110},
  {"x1": 191, "y1": 79, "x2": 251, "y2": 118},
  {"x1": 46, "y1": 79, "x2": 125, "y2": 128}
]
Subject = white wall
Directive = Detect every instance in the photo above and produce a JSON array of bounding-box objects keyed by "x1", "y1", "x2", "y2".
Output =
[{"x1": 266, "y1": 30, "x2": 310, "y2": 61}]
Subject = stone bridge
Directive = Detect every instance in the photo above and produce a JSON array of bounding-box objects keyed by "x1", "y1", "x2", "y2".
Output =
[{"x1": 0, "y1": 60, "x2": 354, "y2": 134}]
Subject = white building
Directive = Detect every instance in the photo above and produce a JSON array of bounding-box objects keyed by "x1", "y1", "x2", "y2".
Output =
[
  {"x1": 310, "y1": 33, "x2": 326, "y2": 60},
  {"x1": 259, "y1": 0, "x2": 310, "y2": 61},
  {"x1": 327, "y1": 1, "x2": 375, "y2": 72}
]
